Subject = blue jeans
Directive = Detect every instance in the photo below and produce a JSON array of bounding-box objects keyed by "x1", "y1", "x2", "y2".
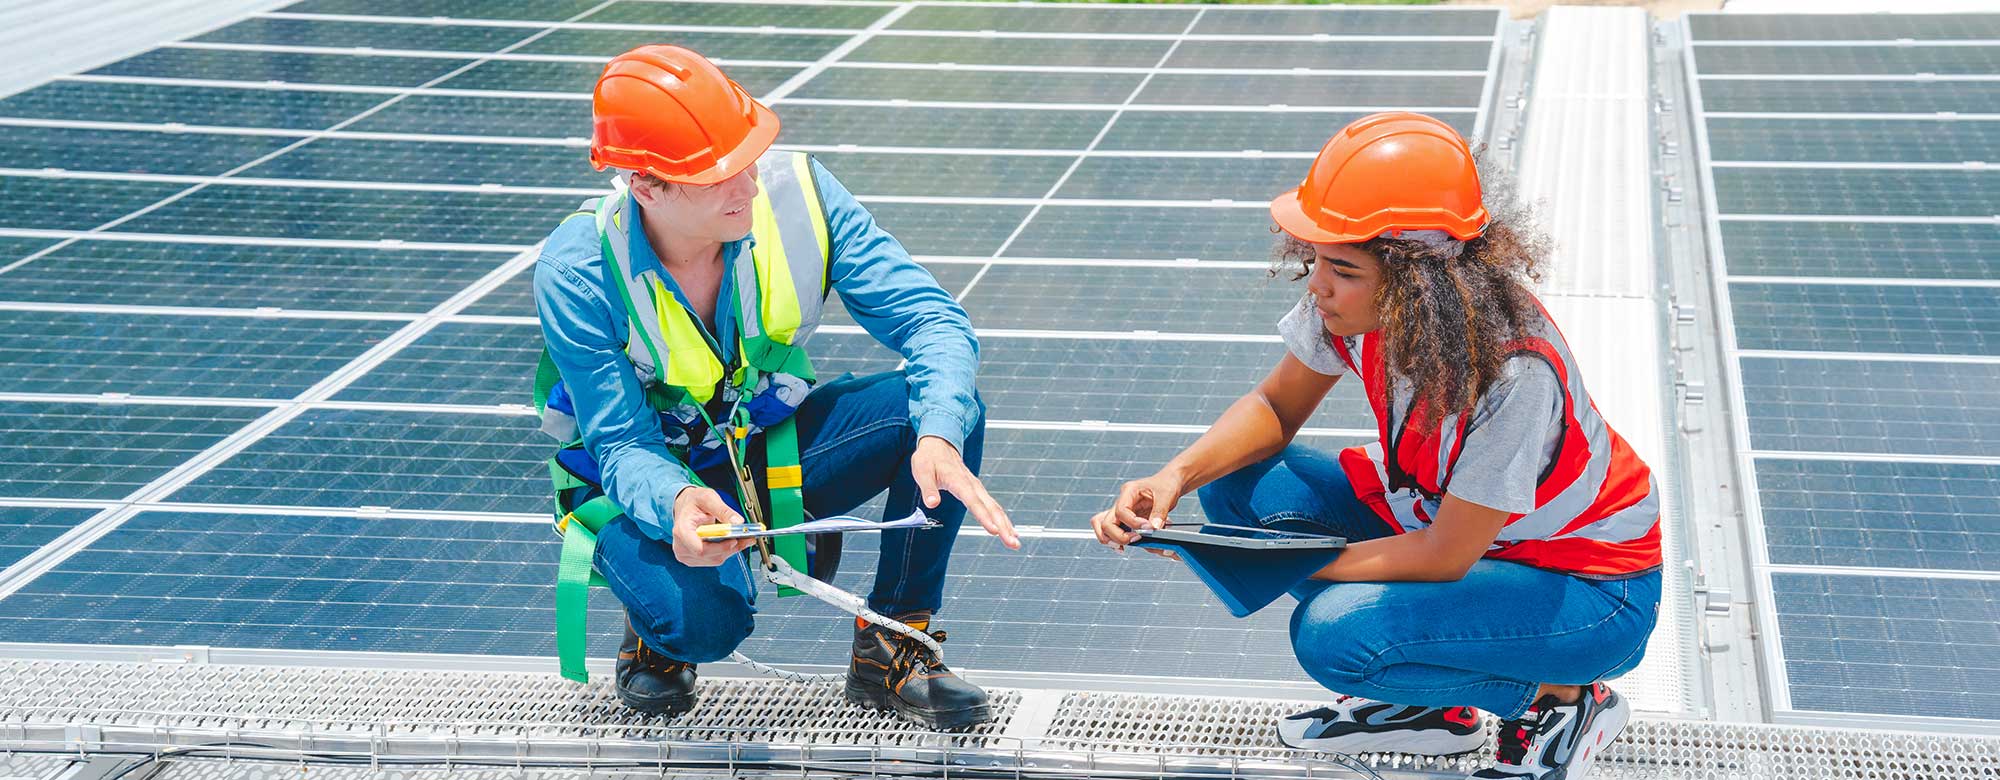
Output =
[
  {"x1": 1196, "y1": 445, "x2": 1661, "y2": 718},
  {"x1": 590, "y1": 371, "x2": 981, "y2": 663}
]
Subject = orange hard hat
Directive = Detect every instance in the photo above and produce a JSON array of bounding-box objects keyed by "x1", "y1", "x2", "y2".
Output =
[
  {"x1": 589, "y1": 45, "x2": 778, "y2": 186},
  {"x1": 1270, "y1": 112, "x2": 1487, "y2": 245}
]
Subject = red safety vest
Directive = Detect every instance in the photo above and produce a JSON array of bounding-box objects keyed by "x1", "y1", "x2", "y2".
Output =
[{"x1": 1329, "y1": 297, "x2": 1662, "y2": 578}]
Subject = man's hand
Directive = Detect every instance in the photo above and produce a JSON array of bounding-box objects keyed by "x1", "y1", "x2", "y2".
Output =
[
  {"x1": 671, "y1": 486, "x2": 756, "y2": 567},
  {"x1": 911, "y1": 435, "x2": 1019, "y2": 549},
  {"x1": 1090, "y1": 471, "x2": 1184, "y2": 552}
]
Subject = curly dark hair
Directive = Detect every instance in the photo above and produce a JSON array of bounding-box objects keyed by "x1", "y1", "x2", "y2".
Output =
[{"x1": 1273, "y1": 151, "x2": 1551, "y2": 429}]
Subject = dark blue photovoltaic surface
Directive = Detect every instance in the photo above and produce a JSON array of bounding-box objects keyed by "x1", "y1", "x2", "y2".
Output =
[
  {"x1": 0, "y1": 0, "x2": 1498, "y2": 690},
  {"x1": 1740, "y1": 357, "x2": 2000, "y2": 458},
  {"x1": 1692, "y1": 21, "x2": 2000, "y2": 723},
  {"x1": 1772, "y1": 572, "x2": 2000, "y2": 720},
  {"x1": 1728, "y1": 283, "x2": 2000, "y2": 356},
  {"x1": 0, "y1": 311, "x2": 401, "y2": 399},
  {"x1": 0, "y1": 508, "x2": 100, "y2": 570},
  {"x1": 1757, "y1": 458, "x2": 2000, "y2": 572},
  {"x1": 170, "y1": 409, "x2": 547, "y2": 513},
  {"x1": 0, "y1": 402, "x2": 265, "y2": 501},
  {"x1": 0, "y1": 241, "x2": 514, "y2": 312}
]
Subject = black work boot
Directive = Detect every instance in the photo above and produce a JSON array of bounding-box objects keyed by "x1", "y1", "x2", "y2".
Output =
[
  {"x1": 615, "y1": 621, "x2": 697, "y2": 717},
  {"x1": 844, "y1": 613, "x2": 992, "y2": 731}
]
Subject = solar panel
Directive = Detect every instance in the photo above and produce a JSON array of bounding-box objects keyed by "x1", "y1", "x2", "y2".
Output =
[
  {"x1": 1056, "y1": 156, "x2": 1299, "y2": 201},
  {"x1": 1755, "y1": 458, "x2": 2000, "y2": 572},
  {"x1": 1740, "y1": 357, "x2": 2000, "y2": 458},
  {"x1": 1192, "y1": 7, "x2": 1499, "y2": 36},
  {"x1": 1719, "y1": 222, "x2": 2000, "y2": 280},
  {"x1": 440, "y1": 60, "x2": 800, "y2": 95},
  {"x1": 246, "y1": 137, "x2": 603, "y2": 189},
  {"x1": 281, "y1": 0, "x2": 604, "y2": 21},
  {"x1": 0, "y1": 126, "x2": 299, "y2": 176},
  {"x1": 1704, "y1": 118, "x2": 2000, "y2": 165},
  {"x1": 1098, "y1": 109, "x2": 1473, "y2": 152},
  {"x1": 794, "y1": 69, "x2": 1148, "y2": 104},
  {"x1": 1712, "y1": 168, "x2": 2000, "y2": 217},
  {"x1": 1727, "y1": 282, "x2": 2000, "y2": 356},
  {"x1": 92, "y1": 48, "x2": 475, "y2": 87},
  {"x1": 808, "y1": 151, "x2": 1078, "y2": 198},
  {"x1": 848, "y1": 36, "x2": 1171, "y2": 68},
  {"x1": 0, "y1": 177, "x2": 190, "y2": 231},
  {"x1": 1164, "y1": 41, "x2": 1492, "y2": 72},
  {"x1": 1686, "y1": 13, "x2": 2000, "y2": 722},
  {"x1": 194, "y1": 17, "x2": 533, "y2": 52},
  {"x1": 1694, "y1": 79, "x2": 2000, "y2": 115},
  {"x1": 0, "y1": 311, "x2": 402, "y2": 399},
  {"x1": 1771, "y1": 572, "x2": 2000, "y2": 720},
  {"x1": 1694, "y1": 44, "x2": 2000, "y2": 76},
  {"x1": 351, "y1": 93, "x2": 588, "y2": 138},
  {"x1": 1690, "y1": 12, "x2": 2000, "y2": 40},
  {"x1": 521, "y1": 29, "x2": 851, "y2": 59},
  {"x1": 0, "y1": 402, "x2": 264, "y2": 501},
  {"x1": 0, "y1": 510, "x2": 629, "y2": 656},
  {"x1": 1134, "y1": 73, "x2": 1486, "y2": 107},
  {"x1": 116, "y1": 185, "x2": 579, "y2": 244},
  {"x1": 0, "y1": 238, "x2": 56, "y2": 265},
  {"x1": 891, "y1": 5, "x2": 1199, "y2": 34},
  {"x1": 0, "y1": 507, "x2": 98, "y2": 571},
  {"x1": 584, "y1": 1, "x2": 890, "y2": 28},
  {"x1": 0, "y1": 0, "x2": 1508, "y2": 703},
  {"x1": 958, "y1": 265, "x2": 1300, "y2": 333},
  {"x1": 0, "y1": 240, "x2": 515, "y2": 312},
  {"x1": 1003, "y1": 206, "x2": 1278, "y2": 261},
  {"x1": 0, "y1": 81, "x2": 387, "y2": 129},
  {"x1": 170, "y1": 409, "x2": 548, "y2": 513}
]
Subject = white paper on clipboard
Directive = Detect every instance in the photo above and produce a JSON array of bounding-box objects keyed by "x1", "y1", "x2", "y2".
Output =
[{"x1": 701, "y1": 509, "x2": 937, "y2": 541}]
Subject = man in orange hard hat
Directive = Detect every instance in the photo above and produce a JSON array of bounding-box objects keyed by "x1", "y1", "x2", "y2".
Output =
[{"x1": 530, "y1": 45, "x2": 1017, "y2": 730}]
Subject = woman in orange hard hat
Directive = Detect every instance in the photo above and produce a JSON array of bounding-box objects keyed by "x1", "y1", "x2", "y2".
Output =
[
  {"x1": 534, "y1": 46, "x2": 1016, "y2": 730},
  {"x1": 1090, "y1": 113, "x2": 1661, "y2": 780}
]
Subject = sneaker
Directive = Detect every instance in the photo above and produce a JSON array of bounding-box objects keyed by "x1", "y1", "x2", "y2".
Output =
[
  {"x1": 1278, "y1": 695, "x2": 1485, "y2": 756},
  {"x1": 1471, "y1": 682, "x2": 1630, "y2": 779}
]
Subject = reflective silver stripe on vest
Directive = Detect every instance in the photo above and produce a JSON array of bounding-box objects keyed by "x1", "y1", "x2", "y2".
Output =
[
  {"x1": 595, "y1": 150, "x2": 830, "y2": 384},
  {"x1": 1433, "y1": 409, "x2": 1462, "y2": 494},
  {"x1": 1367, "y1": 441, "x2": 1429, "y2": 533},
  {"x1": 542, "y1": 406, "x2": 579, "y2": 443},
  {"x1": 749, "y1": 151, "x2": 830, "y2": 345},
  {"x1": 587, "y1": 191, "x2": 675, "y2": 384},
  {"x1": 1375, "y1": 309, "x2": 1654, "y2": 546}
]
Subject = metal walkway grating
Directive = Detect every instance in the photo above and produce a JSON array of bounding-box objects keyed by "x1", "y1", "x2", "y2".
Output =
[{"x1": 5, "y1": 661, "x2": 2000, "y2": 779}]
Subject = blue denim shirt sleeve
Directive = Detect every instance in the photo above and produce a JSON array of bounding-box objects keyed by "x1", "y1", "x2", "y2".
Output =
[
  {"x1": 812, "y1": 158, "x2": 982, "y2": 451},
  {"x1": 533, "y1": 215, "x2": 690, "y2": 542}
]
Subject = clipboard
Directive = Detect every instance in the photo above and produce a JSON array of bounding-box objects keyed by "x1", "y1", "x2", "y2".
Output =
[{"x1": 1130, "y1": 524, "x2": 1347, "y2": 618}]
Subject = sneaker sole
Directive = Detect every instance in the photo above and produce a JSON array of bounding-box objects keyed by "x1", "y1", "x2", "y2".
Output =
[
  {"x1": 844, "y1": 679, "x2": 992, "y2": 732},
  {"x1": 1280, "y1": 728, "x2": 1487, "y2": 757},
  {"x1": 1566, "y1": 693, "x2": 1631, "y2": 780}
]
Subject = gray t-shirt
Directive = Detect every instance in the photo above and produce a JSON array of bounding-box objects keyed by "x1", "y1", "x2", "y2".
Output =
[{"x1": 1279, "y1": 297, "x2": 1567, "y2": 514}]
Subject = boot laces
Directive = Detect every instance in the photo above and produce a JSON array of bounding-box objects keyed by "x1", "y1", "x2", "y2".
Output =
[
  {"x1": 1494, "y1": 703, "x2": 1560, "y2": 766},
  {"x1": 888, "y1": 629, "x2": 950, "y2": 674}
]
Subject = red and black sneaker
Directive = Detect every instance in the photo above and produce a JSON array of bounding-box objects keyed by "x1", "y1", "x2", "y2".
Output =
[
  {"x1": 1278, "y1": 695, "x2": 1485, "y2": 756},
  {"x1": 1470, "y1": 682, "x2": 1630, "y2": 780}
]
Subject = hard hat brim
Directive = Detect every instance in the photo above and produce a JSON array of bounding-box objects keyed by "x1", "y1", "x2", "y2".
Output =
[
  {"x1": 662, "y1": 99, "x2": 781, "y2": 186},
  {"x1": 1270, "y1": 189, "x2": 1364, "y2": 245}
]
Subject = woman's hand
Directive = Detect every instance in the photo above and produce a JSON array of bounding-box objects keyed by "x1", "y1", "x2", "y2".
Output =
[{"x1": 1091, "y1": 471, "x2": 1185, "y2": 551}]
